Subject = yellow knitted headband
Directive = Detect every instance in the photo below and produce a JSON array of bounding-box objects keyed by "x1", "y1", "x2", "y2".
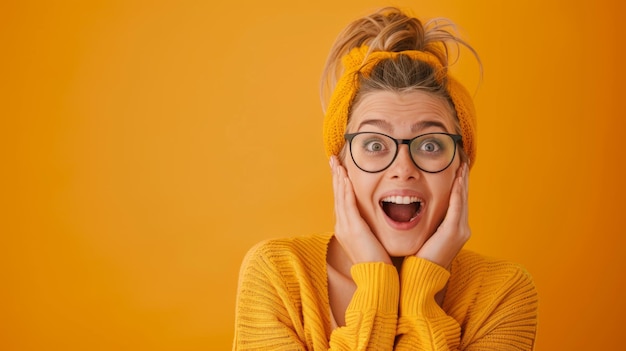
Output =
[{"x1": 322, "y1": 45, "x2": 477, "y2": 167}]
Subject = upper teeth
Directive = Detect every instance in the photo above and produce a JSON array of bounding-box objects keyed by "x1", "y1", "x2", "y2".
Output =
[{"x1": 382, "y1": 196, "x2": 421, "y2": 205}]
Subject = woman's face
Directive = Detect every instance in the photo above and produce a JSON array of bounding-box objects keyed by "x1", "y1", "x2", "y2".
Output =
[{"x1": 343, "y1": 90, "x2": 462, "y2": 257}]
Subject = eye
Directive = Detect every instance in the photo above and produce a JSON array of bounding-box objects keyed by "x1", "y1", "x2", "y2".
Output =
[
  {"x1": 364, "y1": 139, "x2": 386, "y2": 152},
  {"x1": 419, "y1": 140, "x2": 442, "y2": 153},
  {"x1": 357, "y1": 134, "x2": 392, "y2": 154}
]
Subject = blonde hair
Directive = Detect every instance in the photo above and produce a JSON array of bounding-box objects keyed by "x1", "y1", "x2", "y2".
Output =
[{"x1": 320, "y1": 7, "x2": 481, "y2": 160}]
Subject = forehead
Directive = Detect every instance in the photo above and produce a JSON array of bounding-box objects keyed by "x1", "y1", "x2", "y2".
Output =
[{"x1": 348, "y1": 90, "x2": 456, "y2": 133}]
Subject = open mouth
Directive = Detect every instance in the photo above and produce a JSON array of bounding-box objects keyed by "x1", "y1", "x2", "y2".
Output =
[{"x1": 380, "y1": 195, "x2": 422, "y2": 223}]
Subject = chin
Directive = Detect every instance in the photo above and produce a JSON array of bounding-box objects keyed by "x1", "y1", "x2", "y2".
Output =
[{"x1": 377, "y1": 234, "x2": 423, "y2": 258}]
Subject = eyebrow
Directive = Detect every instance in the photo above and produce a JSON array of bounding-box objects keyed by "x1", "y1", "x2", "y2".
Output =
[
  {"x1": 356, "y1": 119, "x2": 393, "y2": 132},
  {"x1": 410, "y1": 120, "x2": 448, "y2": 133},
  {"x1": 356, "y1": 119, "x2": 449, "y2": 133}
]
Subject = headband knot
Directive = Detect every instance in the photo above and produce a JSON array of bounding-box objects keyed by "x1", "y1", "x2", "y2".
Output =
[{"x1": 323, "y1": 46, "x2": 477, "y2": 168}]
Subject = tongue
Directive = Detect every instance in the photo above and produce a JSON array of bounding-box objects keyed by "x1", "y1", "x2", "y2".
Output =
[{"x1": 383, "y1": 203, "x2": 418, "y2": 223}]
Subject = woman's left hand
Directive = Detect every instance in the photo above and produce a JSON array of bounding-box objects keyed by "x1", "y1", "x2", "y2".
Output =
[{"x1": 415, "y1": 162, "x2": 471, "y2": 269}]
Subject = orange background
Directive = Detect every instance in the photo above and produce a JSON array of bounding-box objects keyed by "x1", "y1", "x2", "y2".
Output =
[{"x1": 2, "y1": 0, "x2": 624, "y2": 350}]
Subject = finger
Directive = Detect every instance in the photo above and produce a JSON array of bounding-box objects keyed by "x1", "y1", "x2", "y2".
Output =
[
  {"x1": 453, "y1": 162, "x2": 471, "y2": 242},
  {"x1": 331, "y1": 156, "x2": 347, "y2": 226},
  {"x1": 331, "y1": 157, "x2": 347, "y2": 209},
  {"x1": 332, "y1": 157, "x2": 357, "y2": 236},
  {"x1": 337, "y1": 163, "x2": 361, "y2": 232},
  {"x1": 449, "y1": 162, "x2": 470, "y2": 228},
  {"x1": 339, "y1": 167, "x2": 357, "y2": 218},
  {"x1": 461, "y1": 162, "x2": 470, "y2": 224},
  {"x1": 441, "y1": 165, "x2": 464, "y2": 228}
]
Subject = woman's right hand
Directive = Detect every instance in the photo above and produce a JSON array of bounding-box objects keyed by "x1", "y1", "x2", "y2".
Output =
[{"x1": 330, "y1": 156, "x2": 392, "y2": 265}]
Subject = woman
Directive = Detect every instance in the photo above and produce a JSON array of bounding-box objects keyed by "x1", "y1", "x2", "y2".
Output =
[{"x1": 233, "y1": 7, "x2": 538, "y2": 350}]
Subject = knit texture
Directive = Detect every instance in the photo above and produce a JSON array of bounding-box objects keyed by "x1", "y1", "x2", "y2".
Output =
[
  {"x1": 322, "y1": 46, "x2": 477, "y2": 167},
  {"x1": 233, "y1": 233, "x2": 538, "y2": 350}
]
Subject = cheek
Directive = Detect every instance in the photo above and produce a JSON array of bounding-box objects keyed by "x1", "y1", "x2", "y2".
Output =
[
  {"x1": 345, "y1": 166, "x2": 367, "y2": 197},
  {"x1": 344, "y1": 163, "x2": 378, "y2": 210},
  {"x1": 431, "y1": 161, "x2": 461, "y2": 206}
]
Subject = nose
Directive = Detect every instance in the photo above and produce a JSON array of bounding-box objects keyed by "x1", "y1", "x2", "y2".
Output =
[{"x1": 388, "y1": 144, "x2": 419, "y2": 180}]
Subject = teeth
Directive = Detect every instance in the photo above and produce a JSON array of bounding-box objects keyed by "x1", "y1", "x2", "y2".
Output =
[{"x1": 382, "y1": 196, "x2": 421, "y2": 205}]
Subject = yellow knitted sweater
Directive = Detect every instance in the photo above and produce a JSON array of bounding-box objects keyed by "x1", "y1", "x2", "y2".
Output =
[{"x1": 233, "y1": 234, "x2": 538, "y2": 350}]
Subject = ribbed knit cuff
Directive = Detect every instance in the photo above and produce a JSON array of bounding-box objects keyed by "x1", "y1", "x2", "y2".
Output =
[
  {"x1": 399, "y1": 256, "x2": 450, "y2": 317},
  {"x1": 348, "y1": 262, "x2": 400, "y2": 313}
]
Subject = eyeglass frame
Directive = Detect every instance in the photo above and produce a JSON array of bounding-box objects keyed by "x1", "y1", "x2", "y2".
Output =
[{"x1": 344, "y1": 131, "x2": 463, "y2": 174}]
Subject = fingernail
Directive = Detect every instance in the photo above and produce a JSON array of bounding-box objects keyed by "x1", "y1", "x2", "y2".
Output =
[{"x1": 329, "y1": 156, "x2": 334, "y2": 169}]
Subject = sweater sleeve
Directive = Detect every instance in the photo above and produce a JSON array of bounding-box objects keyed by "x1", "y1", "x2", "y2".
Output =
[
  {"x1": 395, "y1": 256, "x2": 539, "y2": 351},
  {"x1": 329, "y1": 262, "x2": 400, "y2": 350},
  {"x1": 395, "y1": 256, "x2": 461, "y2": 350},
  {"x1": 233, "y1": 240, "x2": 401, "y2": 351}
]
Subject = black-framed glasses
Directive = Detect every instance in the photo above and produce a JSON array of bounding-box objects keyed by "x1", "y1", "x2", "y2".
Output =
[{"x1": 344, "y1": 132, "x2": 462, "y2": 173}]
